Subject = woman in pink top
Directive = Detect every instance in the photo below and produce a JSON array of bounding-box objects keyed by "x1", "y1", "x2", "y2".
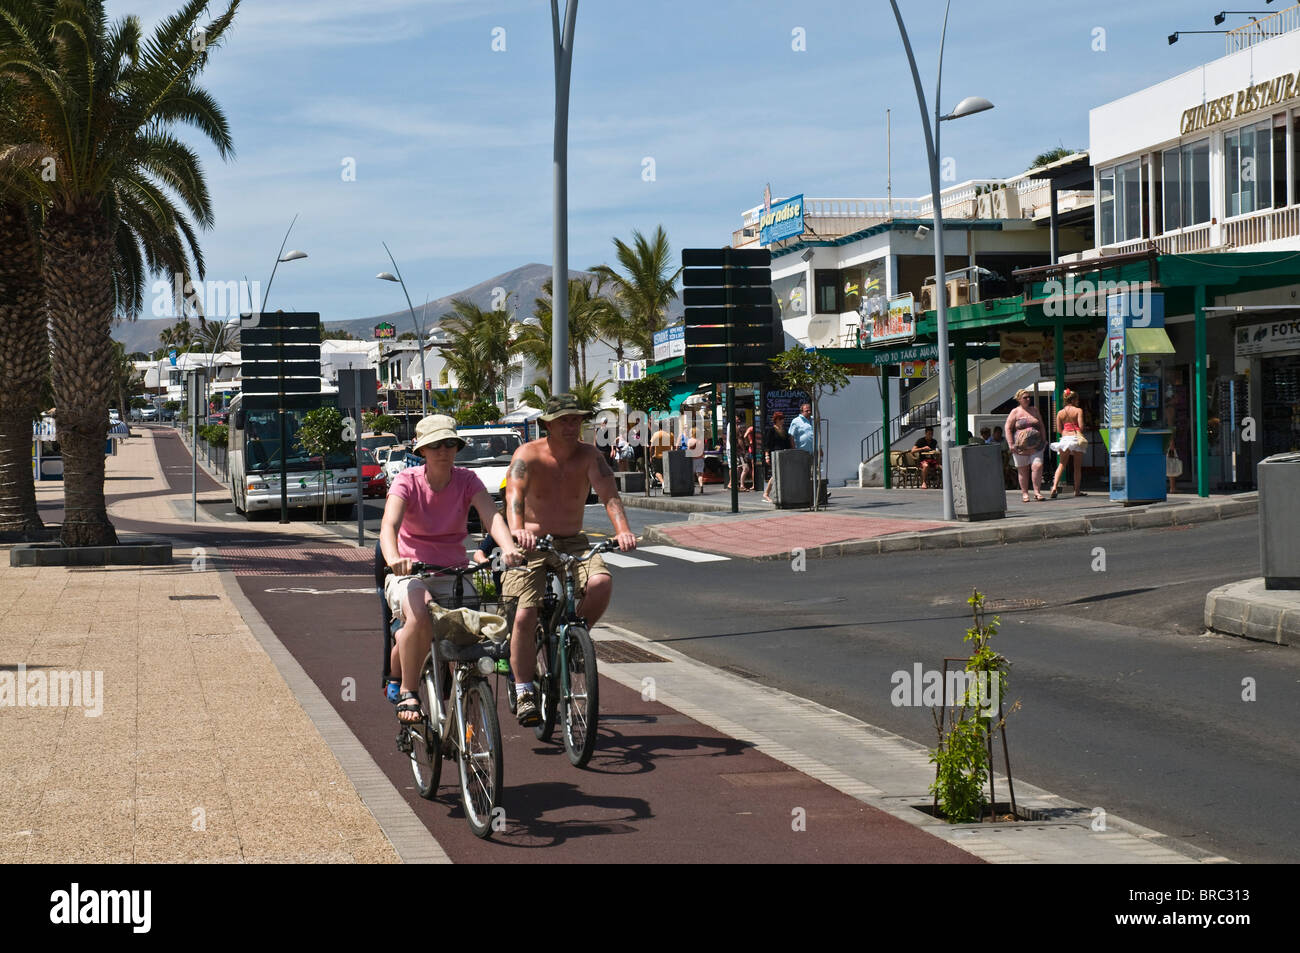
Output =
[{"x1": 381, "y1": 414, "x2": 522, "y2": 725}]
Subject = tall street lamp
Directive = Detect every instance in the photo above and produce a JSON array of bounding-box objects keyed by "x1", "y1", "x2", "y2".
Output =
[
  {"x1": 889, "y1": 0, "x2": 993, "y2": 521},
  {"x1": 376, "y1": 241, "x2": 428, "y2": 417},
  {"x1": 551, "y1": 0, "x2": 578, "y2": 395}
]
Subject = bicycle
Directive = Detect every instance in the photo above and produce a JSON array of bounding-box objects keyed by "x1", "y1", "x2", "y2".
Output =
[
  {"x1": 377, "y1": 548, "x2": 511, "y2": 839},
  {"x1": 508, "y1": 535, "x2": 618, "y2": 769}
]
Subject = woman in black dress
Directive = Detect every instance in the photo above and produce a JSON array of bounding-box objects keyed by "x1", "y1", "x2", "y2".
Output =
[{"x1": 762, "y1": 411, "x2": 793, "y2": 502}]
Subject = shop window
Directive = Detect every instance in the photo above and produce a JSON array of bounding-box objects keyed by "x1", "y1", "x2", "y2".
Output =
[
  {"x1": 1161, "y1": 139, "x2": 1210, "y2": 232},
  {"x1": 1117, "y1": 159, "x2": 1142, "y2": 241},
  {"x1": 1273, "y1": 115, "x2": 1287, "y2": 209},
  {"x1": 1225, "y1": 119, "x2": 1273, "y2": 216},
  {"x1": 1098, "y1": 159, "x2": 1141, "y2": 244},
  {"x1": 814, "y1": 270, "x2": 839, "y2": 314},
  {"x1": 1099, "y1": 169, "x2": 1115, "y2": 246}
]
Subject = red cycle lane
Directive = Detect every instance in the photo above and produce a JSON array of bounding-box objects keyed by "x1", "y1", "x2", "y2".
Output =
[{"x1": 226, "y1": 544, "x2": 979, "y2": 863}]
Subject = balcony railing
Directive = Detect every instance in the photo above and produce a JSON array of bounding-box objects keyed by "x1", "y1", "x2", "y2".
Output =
[
  {"x1": 1226, "y1": 3, "x2": 1300, "y2": 53},
  {"x1": 1099, "y1": 202, "x2": 1300, "y2": 257},
  {"x1": 1223, "y1": 205, "x2": 1300, "y2": 247}
]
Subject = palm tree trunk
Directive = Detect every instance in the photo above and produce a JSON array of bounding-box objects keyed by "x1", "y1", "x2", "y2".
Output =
[
  {"x1": 44, "y1": 203, "x2": 117, "y2": 547},
  {"x1": 0, "y1": 202, "x2": 49, "y2": 541}
]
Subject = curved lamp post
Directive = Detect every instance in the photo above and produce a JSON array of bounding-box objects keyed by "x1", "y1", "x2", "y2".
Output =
[
  {"x1": 376, "y1": 242, "x2": 428, "y2": 417},
  {"x1": 889, "y1": 0, "x2": 994, "y2": 521},
  {"x1": 260, "y1": 214, "x2": 308, "y2": 315}
]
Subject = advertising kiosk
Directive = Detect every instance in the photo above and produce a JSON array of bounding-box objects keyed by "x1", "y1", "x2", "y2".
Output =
[{"x1": 1100, "y1": 292, "x2": 1175, "y2": 504}]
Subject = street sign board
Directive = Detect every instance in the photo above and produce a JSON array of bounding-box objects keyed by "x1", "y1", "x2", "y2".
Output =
[
  {"x1": 239, "y1": 311, "x2": 319, "y2": 329},
  {"x1": 241, "y1": 343, "x2": 320, "y2": 362},
  {"x1": 240, "y1": 394, "x2": 326, "y2": 411},
  {"x1": 241, "y1": 377, "x2": 321, "y2": 395},
  {"x1": 685, "y1": 324, "x2": 775, "y2": 346},
  {"x1": 681, "y1": 268, "x2": 772, "y2": 287},
  {"x1": 240, "y1": 326, "x2": 319, "y2": 346},
  {"x1": 682, "y1": 286, "x2": 772, "y2": 308},
  {"x1": 681, "y1": 248, "x2": 770, "y2": 268}
]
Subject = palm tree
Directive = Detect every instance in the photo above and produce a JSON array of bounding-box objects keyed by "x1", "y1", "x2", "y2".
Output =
[
  {"x1": 517, "y1": 376, "x2": 551, "y2": 411},
  {"x1": 525, "y1": 277, "x2": 616, "y2": 387},
  {"x1": 590, "y1": 226, "x2": 681, "y2": 361},
  {"x1": 0, "y1": 167, "x2": 47, "y2": 540},
  {"x1": 437, "y1": 318, "x2": 490, "y2": 403},
  {"x1": 1, "y1": 0, "x2": 240, "y2": 546},
  {"x1": 441, "y1": 297, "x2": 515, "y2": 401}
]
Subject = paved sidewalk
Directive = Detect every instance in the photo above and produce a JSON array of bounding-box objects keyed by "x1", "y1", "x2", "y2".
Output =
[
  {"x1": 640, "y1": 484, "x2": 1258, "y2": 560},
  {"x1": 0, "y1": 429, "x2": 401, "y2": 863}
]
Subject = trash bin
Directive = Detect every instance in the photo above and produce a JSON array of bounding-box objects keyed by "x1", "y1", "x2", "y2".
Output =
[
  {"x1": 1258, "y1": 451, "x2": 1300, "y2": 589},
  {"x1": 950, "y1": 443, "x2": 1006, "y2": 522},
  {"x1": 661, "y1": 450, "x2": 694, "y2": 497},
  {"x1": 772, "y1": 449, "x2": 812, "y2": 508}
]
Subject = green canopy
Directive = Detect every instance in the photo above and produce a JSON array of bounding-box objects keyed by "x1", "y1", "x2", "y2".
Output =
[{"x1": 669, "y1": 380, "x2": 703, "y2": 413}]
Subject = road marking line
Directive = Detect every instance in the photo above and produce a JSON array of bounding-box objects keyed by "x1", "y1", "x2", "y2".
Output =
[
  {"x1": 601, "y1": 552, "x2": 658, "y2": 568},
  {"x1": 638, "y1": 545, "x2": 730, "y2": 563}
]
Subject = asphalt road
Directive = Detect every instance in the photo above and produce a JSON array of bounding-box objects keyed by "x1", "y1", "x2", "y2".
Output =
[{"x1": 601, "y1": 517, "x2": 1300, "y2": 864}]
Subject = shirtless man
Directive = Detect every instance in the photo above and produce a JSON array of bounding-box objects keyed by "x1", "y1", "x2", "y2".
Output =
[{"x1": 504, "y1": 394, "x2": 637, "y2": 726}]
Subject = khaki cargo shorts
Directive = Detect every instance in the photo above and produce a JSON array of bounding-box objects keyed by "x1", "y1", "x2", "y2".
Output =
[{"x1": 502, "y1": 534, "x2": 608, "y2": 611}]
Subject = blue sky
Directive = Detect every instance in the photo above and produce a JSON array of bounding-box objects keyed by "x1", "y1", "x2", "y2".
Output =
[{"x1": 108, "y1": 0, "x2": 1239, "y2": 321}]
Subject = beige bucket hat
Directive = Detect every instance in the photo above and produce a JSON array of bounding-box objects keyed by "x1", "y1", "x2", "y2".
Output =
[{"x1": 411, "y1": 414, "x2": 465, "y2": 453}]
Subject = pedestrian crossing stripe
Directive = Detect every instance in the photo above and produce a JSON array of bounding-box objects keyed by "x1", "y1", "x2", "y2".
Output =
[
  {"x1": 601, "y1": 552, "x2": 659, "y2": 568},
  {"x1": 601, "y1": 547, "x2": 731, "y2": 568},
  {"x1": 638, "y1": 545, "x2": 729, "y2": 563}
]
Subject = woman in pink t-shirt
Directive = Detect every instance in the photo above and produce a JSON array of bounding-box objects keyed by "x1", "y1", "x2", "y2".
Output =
[{"x1": 381, "y1": 415, "x2": 522, "y2": 725}]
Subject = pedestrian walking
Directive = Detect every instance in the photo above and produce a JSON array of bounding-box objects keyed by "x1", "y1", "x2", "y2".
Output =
[
  {"x1": 1048, "y1": 388, "x2": 1088, "y2": 498},
  {"x1": 1005, "y1": 389, "x2": 1047, "y2": 502}
]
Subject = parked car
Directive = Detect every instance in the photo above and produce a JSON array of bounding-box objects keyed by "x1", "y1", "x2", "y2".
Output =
[
  {"x1": 382, "y1": 446, "x2": 419, "y2": 491},
  {"x1": 359, "y1": 432, "x2": 400, "y2": 456},
  {"x1": 359, "y1": 449, "x2": 386, "y2": 498},
  {"x1": 140, "y1": 406, "x2": 158, "y2": 421}
]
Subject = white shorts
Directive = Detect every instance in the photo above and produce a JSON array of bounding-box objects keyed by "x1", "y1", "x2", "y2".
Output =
[
  {"x1": 1011, "y1": 449, "x2": 1044, "y2": 468},
  {"x1": 384, "y1": 573, "x2": 456, "y2": 624}
]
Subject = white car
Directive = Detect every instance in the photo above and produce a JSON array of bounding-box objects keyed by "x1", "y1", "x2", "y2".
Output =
[
  {"x1": 381, "y1": 446, "x2": 420, "y2": 490},
  {"x1": 456, "y1": 428, "x2": 521, "y2": 498},
  {"x1": 140, "y1": 406, "x2": 158, "y2": 421}
]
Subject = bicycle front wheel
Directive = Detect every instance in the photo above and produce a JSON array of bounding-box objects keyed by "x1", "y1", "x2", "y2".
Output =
[
  {"x1": 561, "y1": 625, "x2": 599, "y2": 768},
  {"x1": 457, "y1": 679, "x2": 503, "y2": 839},
  {"x1": 410, "y1": 655, "x2": 443, "y2": 799}
]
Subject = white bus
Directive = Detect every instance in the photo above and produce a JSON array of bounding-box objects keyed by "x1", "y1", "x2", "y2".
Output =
[{"x1": 227, "y1": 392, "x2": 359, "y2": 520}]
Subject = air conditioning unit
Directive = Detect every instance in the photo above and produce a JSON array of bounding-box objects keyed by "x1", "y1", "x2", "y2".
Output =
[
  {"x1": 946, "y1": 278, "x2": 971, "y2": 308},
  {"x1": 921, "y1": 283, "x2": 938, "y2": 312}
]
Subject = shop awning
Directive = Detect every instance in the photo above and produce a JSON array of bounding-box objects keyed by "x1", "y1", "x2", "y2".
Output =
[
  {"x1": 500, "y1": 406, "x2": 541, "y2": 424},
  {"x1": 668, "y1": 380, "x2": 703, "y2": 413},
  {"x1": 1096, "y1": 328, "x2": 1176, "y2": 357}
]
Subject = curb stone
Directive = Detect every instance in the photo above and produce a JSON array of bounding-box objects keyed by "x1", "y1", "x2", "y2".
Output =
[{"x1": 645, "y1": 496, "x2": 1256, "y2": 562}]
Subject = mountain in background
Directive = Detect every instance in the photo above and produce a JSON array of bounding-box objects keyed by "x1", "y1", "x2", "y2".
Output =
[{"x1": 112, "y1": 262, "x2": 685, "y2": 355}]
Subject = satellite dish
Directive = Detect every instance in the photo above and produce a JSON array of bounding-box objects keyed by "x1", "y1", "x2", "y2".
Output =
[{"x1": 806, "y1": 314, "x2": 836, "y2": 347}]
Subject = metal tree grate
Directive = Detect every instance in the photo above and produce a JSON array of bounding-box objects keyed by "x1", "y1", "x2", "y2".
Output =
[{"x1": 595, "y1": 640, "x2": 670, "y2": 663}]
